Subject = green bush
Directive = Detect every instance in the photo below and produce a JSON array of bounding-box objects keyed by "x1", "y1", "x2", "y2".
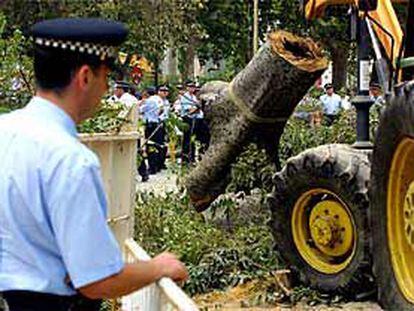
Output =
[
  {"x1": 134, "y1": 192, "x2": 279, "y2": 296},
  {"x1": 227, "y1": 144, "x2": 276, "y2": 194},
  {"x1": 0, "y1": 13, "x2": 33, "y2": 113},
  {"x1": 77, "y1": 100, "x2": 129, "y2": 134},
  {"x1": 279, "y1": 109, "x2": 356, "y2": 165}
]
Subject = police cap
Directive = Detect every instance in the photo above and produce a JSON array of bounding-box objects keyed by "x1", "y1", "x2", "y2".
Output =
[
  {"x1": 159, "y1": 85, "x2": 169, "y2": 92},
  {"x1": 146, "y1": 86, "x2": 156, "y2": 96},
  {"x1": 324, "y1": 83, "x2": 333, "y2": 90},
  {"x1": 29, "y1": 18, "x2": 128, "y2": 62},
  {"x1": 186, "y1": 81, "x2": 196, "y2": 87},
  {"x1": 369, "y1": 82, "x2": 381, "y2": 90},
  {"x1": 114, "y1": 80, "x2": 130, "y2": 89}
]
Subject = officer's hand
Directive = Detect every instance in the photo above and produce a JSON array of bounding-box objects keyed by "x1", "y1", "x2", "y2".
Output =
[{"x1": 153, "y1": 252, "x2": 189, "y2": 282}]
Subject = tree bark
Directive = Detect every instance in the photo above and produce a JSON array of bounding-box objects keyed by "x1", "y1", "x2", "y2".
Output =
[
  {"x1": 185, "y1": 31, "x2": 328, "y2": 212},
  {"x1": 331, "y1": 44, "x2": 348, "y2": 91},
  {"x1": 166, "y1": 47, "x2": 178, "y2": 77},
  {"x1": 183, "y1": 36, "x2": 196, "y2": 81},
  {"x1": 153, "y1": 56, "x2": 159, "y2": 87}
]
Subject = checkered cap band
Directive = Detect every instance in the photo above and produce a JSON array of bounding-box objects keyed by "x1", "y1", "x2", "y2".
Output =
[{"x1": 34, "y1": 37, "x2": 118, "y2": 60}]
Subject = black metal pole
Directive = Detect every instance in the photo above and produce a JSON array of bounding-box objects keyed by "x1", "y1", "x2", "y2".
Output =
[
  {"x1": 402, "y1": 0, "x2": 414, "y2": 81},
  {"x1": 352, "y1": 14, "x2": 374, "y2": 150}
]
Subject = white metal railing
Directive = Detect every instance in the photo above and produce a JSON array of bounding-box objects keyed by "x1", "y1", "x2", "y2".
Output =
[{"x1": 121, "y1": 239, "x2": 199, "y2": 311}]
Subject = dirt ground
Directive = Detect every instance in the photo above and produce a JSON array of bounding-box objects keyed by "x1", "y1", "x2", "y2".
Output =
[
  {"x1": 194, "y1": 300, "x2": 382, "y2": 310},
  {"x1": 193, "y1": 274, "x2": 382, "y2": 310},
  {"x1": 136, "y1": 167, "x2": 179, "y2": 194},
  {"x1": 195, "y1": 302, "x2": 382, "y2": 311}
]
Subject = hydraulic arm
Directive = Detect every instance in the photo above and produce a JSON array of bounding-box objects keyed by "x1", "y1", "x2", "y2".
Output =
[{"x1": 303, "y1": 0, "x2": 403, "y2": 66}]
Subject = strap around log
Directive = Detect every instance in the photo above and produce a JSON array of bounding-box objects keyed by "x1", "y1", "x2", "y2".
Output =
[{"x1": 228, "y1": 80, "x2": 288, "y2": 124}]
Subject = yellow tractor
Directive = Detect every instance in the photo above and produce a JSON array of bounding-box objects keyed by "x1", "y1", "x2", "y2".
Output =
[
  {"x1": 269, "y1": 0, "x2": 414, "y2": 309},
  {"x1": 187, "y1": 0, "x2": 414, "y2": 309}
]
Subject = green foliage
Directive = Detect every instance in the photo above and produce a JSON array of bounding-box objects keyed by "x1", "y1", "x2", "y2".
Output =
[
  {"x1": 370, "y1": 102, "x2": 383, "y2": 140},
  {"x1": 164, "y1": 112, "x2": 188, "y2": 144},
  {"x1": 134, "y1": 192, "x2": 278, "y2": 296},
  {"x1": 198, "y1": 57, "x2": 240, "y2": 84},
  {"x1": 196, "y1": 1, "x2": 254, "y2": 70},
  {"x1": 0, "y1": 1, "x2": 356, "y2": 95},
  {"x1": 227, "y1": 144, "x2": 276, "y2": 194},
  {"x1": 0, "y1": 13, "x2": 33, "y2": 112},
  {"x1": 279, "y1": 110, "x2": 357, "y2": 165},
  {"x1": 0, "y1": 1, "x2": 206, "y2": 86},
  {"x1": 77, "y1": 100, "x2": 129, "y2": 134}
]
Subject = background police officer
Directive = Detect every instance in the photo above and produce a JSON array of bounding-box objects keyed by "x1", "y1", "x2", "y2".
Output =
[
  {"x1": 157, "y1": 85, "x2": 170, "y2": 170},
  {"x1": 180, "y1": 81, "x2": 199, "y2": 163},
  {"x1": 319, "y1": 83, "x2": 342, "y2": 125},
  {"x1": 139, "y1": 86, "x2": 163, "y2": 174},
  {"x1": 0, "y1": 18, "x2": 187, "y2": 311}
]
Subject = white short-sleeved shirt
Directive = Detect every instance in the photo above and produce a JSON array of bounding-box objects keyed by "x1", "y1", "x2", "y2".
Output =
[
  {"x1": 320, "y1": 93, "x2": 342, "y2": 115},
  {"x1": 0, "y1": 96, "x2": 124, "y2": 295}
]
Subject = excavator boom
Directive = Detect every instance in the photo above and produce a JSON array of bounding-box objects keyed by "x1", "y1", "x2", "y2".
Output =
[{"x1": 304, "y1": 0, "x2": 403, "y2": 66}]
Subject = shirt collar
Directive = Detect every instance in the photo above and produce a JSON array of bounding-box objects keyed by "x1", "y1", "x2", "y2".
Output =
[{"x1": 25, "y1": 96, "x2": 78, "y2": 137}]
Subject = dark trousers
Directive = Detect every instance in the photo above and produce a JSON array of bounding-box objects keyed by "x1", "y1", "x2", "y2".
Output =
[
  {"x1": 159, "y1": 122, "x2": 167, "y2": 169},
  {"x1": 194, "y1": 118, "x2": 210, "y2": 156},
  {"x1": 182, "y1": 117, "x2": 195, "y2": 163},
  {"x1": 137, "y1": 139, "x2": 148, "y2": 181},
  {"x1": 325, "y1": 114, "x2": 338, "y2": 126},
  {"x1": 182, "y1": 117, "x2": 210, "y2": 163},
  {"x1": 2, "y1": 290, "x2": 101, "y2": 311},
  {"x1": 145, "y1": 122, "x2": 163, "y2": 174}
]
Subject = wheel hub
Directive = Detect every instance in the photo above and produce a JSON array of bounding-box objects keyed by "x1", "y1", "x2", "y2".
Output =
[
  {"x1": 403, "y1": 182, "x2": 414, "y2": 249},
  {"x1": 309, "y1": 201, "x2": 350, "y2": 257},
  {"x1": 310, "y1": 215, "x2": 338, "y2": 246}
]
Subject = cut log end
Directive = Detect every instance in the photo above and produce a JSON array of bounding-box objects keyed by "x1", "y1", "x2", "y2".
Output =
[
  {"x1": 269, "y1": 30, "x2": 328, "y2": 72},
  {"x1": 190, "y1": 193, "x2": 215, "y2": 213}
]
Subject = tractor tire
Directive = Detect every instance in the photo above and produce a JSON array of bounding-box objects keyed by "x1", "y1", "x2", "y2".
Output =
[
  {"x1": 268, "y1": 144, "x2": 374, "y2": 296},
  {"x1": 371, "y1": 83, "x2": 414, "y2": 309}
]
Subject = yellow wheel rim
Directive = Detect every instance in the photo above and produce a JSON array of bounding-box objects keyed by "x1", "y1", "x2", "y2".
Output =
[
  {"x1": 387, "y1": 137, "x2": 414, "y2": 303},
  {"x1": 292, "y1": 189, "x2": 357, "y2": 274}
]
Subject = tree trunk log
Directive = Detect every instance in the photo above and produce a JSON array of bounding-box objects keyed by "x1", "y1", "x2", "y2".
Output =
[{"x1": 185, "y1": 30, "x2": 328, "y2": 212}]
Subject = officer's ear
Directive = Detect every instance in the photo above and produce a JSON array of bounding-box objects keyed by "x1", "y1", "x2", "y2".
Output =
[{"x1": 75, "y1": 65, "x2": 95, "y2": 90}]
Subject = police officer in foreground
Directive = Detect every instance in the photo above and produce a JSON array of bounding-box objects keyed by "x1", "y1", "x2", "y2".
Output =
[{"x1": 0, "y1": 18, "x2": 187, "y2": 311}]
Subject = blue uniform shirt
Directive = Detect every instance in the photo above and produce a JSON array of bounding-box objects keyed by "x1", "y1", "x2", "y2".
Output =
[
  {"x1": 0, "y1": 96, "x2": 124, "y2": 295},
  {"x1": 158, "y1": 97, "x2": 170, "y2": 122},
  {"x1": 139, "y1": 96, "x2": 160, "y2": 123},
  {"x1": 181, "y1": 92, "x2": 203, "y2": 119}
]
